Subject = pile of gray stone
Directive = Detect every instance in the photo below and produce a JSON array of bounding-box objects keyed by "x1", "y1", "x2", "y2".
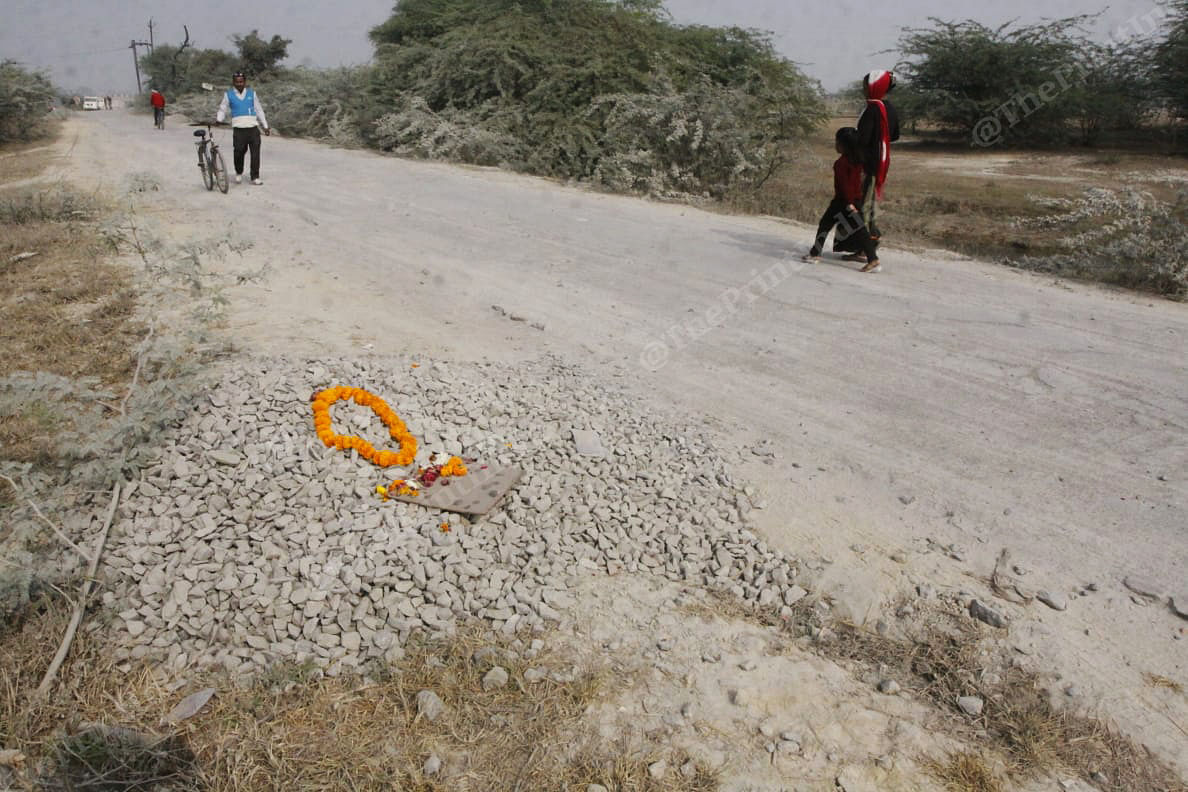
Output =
[{"x1": 102, "y1": 356, "x2": 801, "y2": 675}]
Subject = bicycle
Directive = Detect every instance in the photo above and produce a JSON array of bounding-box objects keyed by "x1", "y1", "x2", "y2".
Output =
[
  {"x1": 191, "y1": 122, "x2": 229, "y2": 193},
  {"x1": 154, "y1": 107, "x2": 165, "y2": 130}
]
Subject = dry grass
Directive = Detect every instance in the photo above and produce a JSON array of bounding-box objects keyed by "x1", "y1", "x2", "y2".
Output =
[
  {"x1": 1, "y1": 597, "x2": 717, "y2": 791},
  {"x1": 0, "y1": 139, "x2": 58, "y2": 183},
  {"x1": 927, "y1": 751, "x2": 1005, "y2": 792},
  {"x1": 1144, "y1": 673, "x2": 1186, "y2": 695},
  {"x1": 728, "y1": 118, "x2": 1188, "y2": 267},
  {"x1": 1, "y1": 140, "x2": 143, "y2": 473}
]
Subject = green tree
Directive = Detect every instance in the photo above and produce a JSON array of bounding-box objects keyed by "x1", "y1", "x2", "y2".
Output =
[
  {"x1": 233, "y1": 30, "x2": 291, "y2": 79},
  {"x1": 1067, "y1": 40, "x2": 1160, "y2": 143},
  {"x1": 1155, "y1": 0, "x2": 1188, "y2": 118},
  {"x1": 895, "y1": 17, "x2": 1095, "y2": 145},
  {"x1": 0, "y1": 60, "x2": 56, "y2": 143},
  {"x1": 140, "y1": 41, "x2": 238, "y2": 97}
]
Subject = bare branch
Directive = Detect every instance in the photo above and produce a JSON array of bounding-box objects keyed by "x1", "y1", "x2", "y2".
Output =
[{"x1": 36, "y1": 482, "x2": 121, "y2": 697}]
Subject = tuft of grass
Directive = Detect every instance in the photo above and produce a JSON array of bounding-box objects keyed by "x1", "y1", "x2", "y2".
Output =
[
  {"x1": 927, "y1": 751, "x2": 1005, "y2": 792},
  {"x1": 0, "y1": 185, "x2": 101, "y2": 225},
  {"x1": 1144, "y1": 673, "x2": 1185, "y2": 695},
  {"x1": 38, "y1": 725, "x2": 200, "y2": 792}
]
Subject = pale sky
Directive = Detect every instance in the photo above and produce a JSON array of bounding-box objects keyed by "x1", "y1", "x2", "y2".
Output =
[{"x1": 0, "y1": 0, "x2": 1165, "y2": 95}]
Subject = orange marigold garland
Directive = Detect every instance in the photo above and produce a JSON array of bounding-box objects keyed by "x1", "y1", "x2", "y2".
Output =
[{"x1": 310, "y1": 385, "x2": 417, "y2": 468}]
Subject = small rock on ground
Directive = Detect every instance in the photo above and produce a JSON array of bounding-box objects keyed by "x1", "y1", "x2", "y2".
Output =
[
  {"x1": 1123, "y1": 576, "x2": 1162, "y2": 599},
  {"x1": 968, "y1": 599, "x2": 1007, "y2": 628},
  {"x1": 482, "y1": 666, "x2": 509, "y2": 691},
  {"x1": 957, "y1": 696, "x2": 984, "y2": 717},
  {"x1": 416, "y1": 690, "x2": 445, "y2": 722},
  {"x1": 1037, "y1": 590, "x2": 1068, "y2": 611}
]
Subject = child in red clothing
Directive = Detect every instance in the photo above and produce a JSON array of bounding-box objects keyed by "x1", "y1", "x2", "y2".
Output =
[{"x1": 802, "y1": 127, "x2": 881, "y2": 272}]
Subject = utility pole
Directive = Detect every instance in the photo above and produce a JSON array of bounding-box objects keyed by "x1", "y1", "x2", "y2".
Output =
[
  {"x1": 148, "y1": 18, "x2": 155, "y2": 51},
  {"x1": 130, "y1": 39, "x2": 151, "y2": 93}
]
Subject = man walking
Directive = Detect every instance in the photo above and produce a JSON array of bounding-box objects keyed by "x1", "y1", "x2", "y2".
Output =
[
  {"x1": 150, "y1": 89, "x2": 165, "y2": 129},
  {"x1": 215, "y1": 72, "x2": 271, "y2": 185}
]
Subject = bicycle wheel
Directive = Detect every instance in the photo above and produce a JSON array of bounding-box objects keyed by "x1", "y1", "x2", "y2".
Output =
[
  {"x1": 212, "y1": 148, "x2": 229, "y2": 193},
  {"x1": 201, "y1": 146, "x2": 215, "y2": 191}
]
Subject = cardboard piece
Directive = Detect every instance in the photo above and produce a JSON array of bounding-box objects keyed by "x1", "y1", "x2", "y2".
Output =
[
  {"x1": 388, "y1": 464, "x2": 524, "y2": 516},
  {"x1": 572, "y1": 429, "x2": 606, "y2": 457}
]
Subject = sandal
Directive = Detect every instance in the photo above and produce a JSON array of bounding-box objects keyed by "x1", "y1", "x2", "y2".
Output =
[{"x1": 860, "y1": 259, "x2": 882, "y2": 273}]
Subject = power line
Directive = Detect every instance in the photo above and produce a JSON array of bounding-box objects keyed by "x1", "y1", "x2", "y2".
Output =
[{"x1": 9, "y1": 45, "x2": 128, "y2": 61}]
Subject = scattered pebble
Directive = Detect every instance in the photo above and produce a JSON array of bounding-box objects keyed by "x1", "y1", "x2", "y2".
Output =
[
  {"x1": 878, "y1": 679, "x2": 901, "y2": 695},
  {"x1": 1123, "y1": 576, "x2": 1162, "y2": 599},
  {"x1": 968, "y1": 599, "x2": 1007, "y2": 629},
  {"x1": 423, "y1": 754, "x2": 441, "y2": 776},
  {"x1": 1037, "y1": 591, "x2": 1068, "y2": 611},
  {"x1": 957, "y1": 696, "x2": 984, "y2": 717},
  {"x1": 415, "y1": 690, "x2": 445, "y2": 722}
]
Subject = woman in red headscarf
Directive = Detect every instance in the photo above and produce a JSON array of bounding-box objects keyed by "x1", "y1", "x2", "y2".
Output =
[{"x1": 854, "y1": 70, "x2": 900, "y2": 272}]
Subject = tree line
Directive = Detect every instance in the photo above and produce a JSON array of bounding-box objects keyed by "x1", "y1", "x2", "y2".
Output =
[{"x1": 892, "y1": 4, "x2": 1188, "y2": 146}]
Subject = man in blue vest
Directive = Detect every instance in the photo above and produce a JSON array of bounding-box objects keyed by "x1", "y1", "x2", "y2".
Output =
[{"x1": 215, "y1": 72, "x2": 271, "y2": 185}]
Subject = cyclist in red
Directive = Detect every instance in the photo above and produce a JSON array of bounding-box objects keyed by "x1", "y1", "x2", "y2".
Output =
[{"x1": 150, "y1": 89, "x2": 165, "y2": 129}]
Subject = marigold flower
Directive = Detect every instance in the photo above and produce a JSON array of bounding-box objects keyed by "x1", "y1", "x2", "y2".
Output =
[{"x1": 311, "y1": 385, "x2": 418, "y2": 468}]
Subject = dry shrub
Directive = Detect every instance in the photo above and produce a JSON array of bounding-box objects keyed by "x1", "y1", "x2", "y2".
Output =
[
  {"x1": 37, "y1": 726, "x2": 200, "y2": 792},
  {"x1": 1012, "y1": 187, "x2": 1188, "y2": 299}
]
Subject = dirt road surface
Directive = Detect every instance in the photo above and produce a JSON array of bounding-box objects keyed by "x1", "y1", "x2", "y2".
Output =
[{"x1": 44, "y1": 111, "x2": 1188, "y2": 772}]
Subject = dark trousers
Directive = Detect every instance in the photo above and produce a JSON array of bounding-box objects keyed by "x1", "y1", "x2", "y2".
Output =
[
  {"x1": 859, "y1": 173, "x2": 880, "y2": 240},
  {"x1": 810, "y1": 198, "x2": 878, "y2": 261},
  {"x1": 232, "y1": 126, "x2": 262, "y2": 179}
]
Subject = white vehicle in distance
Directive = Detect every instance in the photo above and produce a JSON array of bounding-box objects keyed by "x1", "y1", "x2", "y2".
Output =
[{"x1": 82, "y1": 96, "x2": 103, "y2": 110}]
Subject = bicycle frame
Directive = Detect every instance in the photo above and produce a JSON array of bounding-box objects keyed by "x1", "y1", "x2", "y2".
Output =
[{"x1": 192, "y1": 123, "x2": 229, "y2": 193}]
